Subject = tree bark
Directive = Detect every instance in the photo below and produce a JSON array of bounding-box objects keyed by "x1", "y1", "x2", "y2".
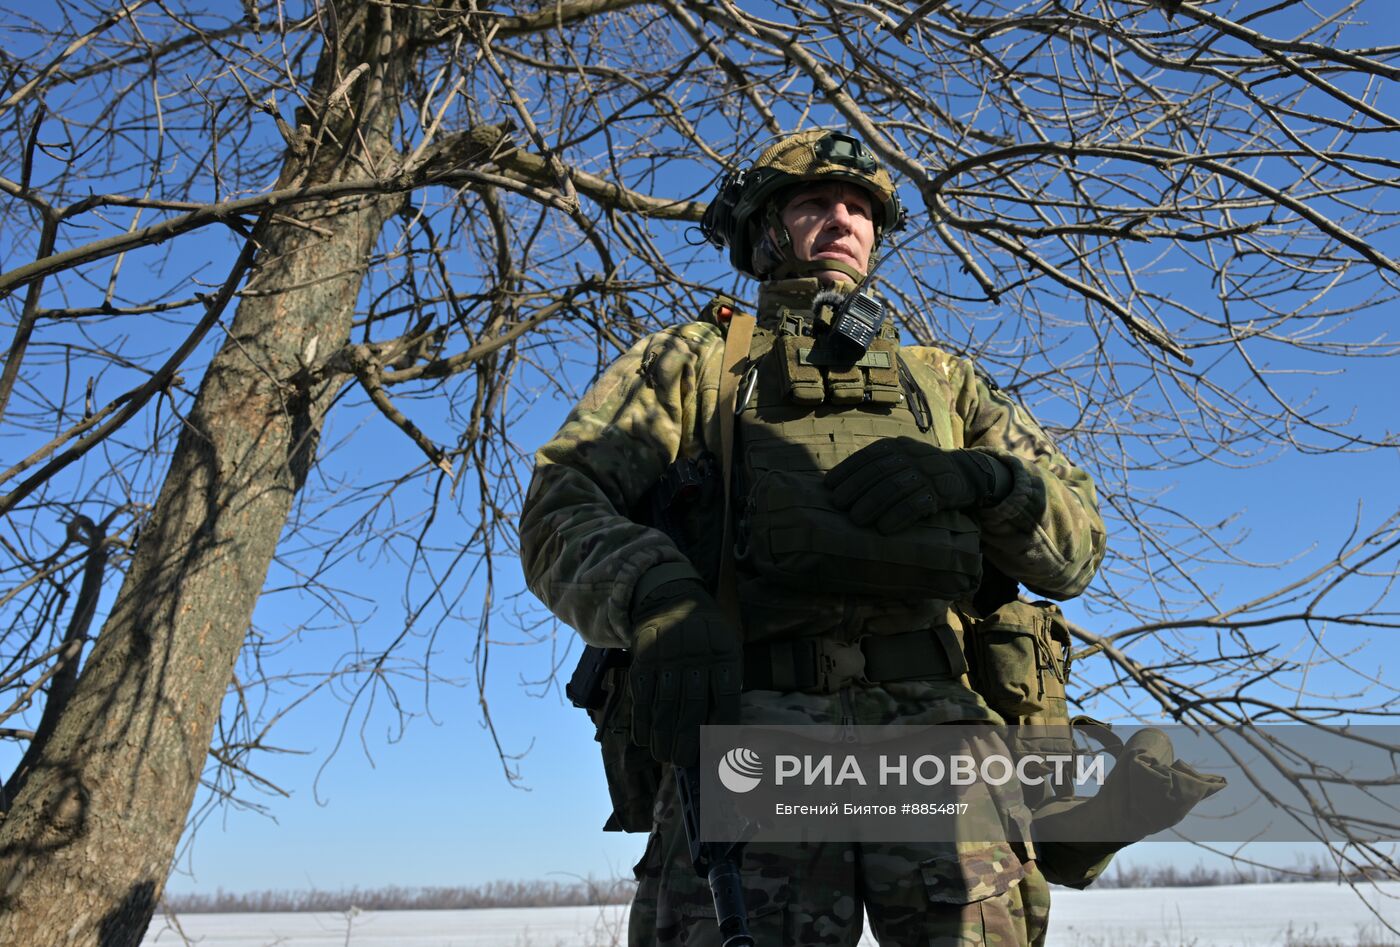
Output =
[{"x1": 0, "y1": 5, "x2": 423, "y2": 943}]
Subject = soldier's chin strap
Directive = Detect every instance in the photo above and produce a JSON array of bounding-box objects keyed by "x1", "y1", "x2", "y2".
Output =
[{"x1": 780, "y1": 257, "x2": 866, "y2": 282}]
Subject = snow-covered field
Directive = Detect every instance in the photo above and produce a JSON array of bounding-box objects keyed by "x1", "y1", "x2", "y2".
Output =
[{"x1": 141, "y1": 882, "x2": 1400, "y2": 947}]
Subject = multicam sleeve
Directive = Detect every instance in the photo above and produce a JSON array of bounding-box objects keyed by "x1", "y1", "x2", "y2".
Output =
[
  {"x1": 518, "y1": 323, "x2": 723, "y2": 647},
  {"x1": 904, "y1": 347, "x2": 1107, "y2": 599}
]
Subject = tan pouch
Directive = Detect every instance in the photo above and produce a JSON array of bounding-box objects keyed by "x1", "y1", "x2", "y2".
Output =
[
  {"x1": 972, "y1": 599, "x2": 1069, "y2": 721},
  {"x1": 824, "y1": 359, "x2": 865, "y2": 404},
  {"x1": 863, "y1": 337, "x2": 902, "y2": 405},
  {"x1": 776, "y1": 335, "x2": 825, "y2": 404},
  {"x1": 969, "y1": 600, "x2": 1074, "y2": 808}
]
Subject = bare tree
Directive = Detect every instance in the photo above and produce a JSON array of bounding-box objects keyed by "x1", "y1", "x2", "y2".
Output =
[{"x1": 0, "y1": 1, "x2": 1395, "y2": 943}]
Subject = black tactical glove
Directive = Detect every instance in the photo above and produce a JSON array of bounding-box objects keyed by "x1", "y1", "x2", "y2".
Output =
[
  {"x1": 825, "y1": 436, "x2": 1012, "y2": 534},
  {"x1": 628, "y1": 576, "x2": 742, "y2": 767}
]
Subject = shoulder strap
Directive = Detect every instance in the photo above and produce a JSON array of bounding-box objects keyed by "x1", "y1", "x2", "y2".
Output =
[{"x1": 716, "y1": 310, "x2": 755, "y2": 630}]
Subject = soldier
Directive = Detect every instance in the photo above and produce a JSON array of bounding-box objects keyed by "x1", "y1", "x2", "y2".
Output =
[{"x1": 520, "y1": 130, "x2": 1107, "y2": 946}]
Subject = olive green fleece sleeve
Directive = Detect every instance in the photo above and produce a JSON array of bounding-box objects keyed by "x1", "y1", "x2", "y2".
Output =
[
  {"x1": 518, "y1": 323, "x2": 724, "y2": 647},
  {"x1": 903, "y1": 347, "x2": 1107, "y2": 599}
]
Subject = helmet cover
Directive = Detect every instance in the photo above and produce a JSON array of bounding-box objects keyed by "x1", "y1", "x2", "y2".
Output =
[{"x1": 701, "y1": 130, "x2": 904, "y2": 279}]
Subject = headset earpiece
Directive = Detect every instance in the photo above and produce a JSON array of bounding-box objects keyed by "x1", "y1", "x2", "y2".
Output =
[{"x1": 700, "y1": 169, "x2": 747, "y2": 250}]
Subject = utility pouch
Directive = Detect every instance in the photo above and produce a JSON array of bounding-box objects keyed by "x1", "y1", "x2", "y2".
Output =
[
  {"x1": 972, "y1": 600, "x2": 1070, "y2": 721},
  {"x1": 568, "y1": 646, "x2": 661, "y2": 833},
  {"x1": 967, "y1": 600, "x2": 1075, "y2": 807}
]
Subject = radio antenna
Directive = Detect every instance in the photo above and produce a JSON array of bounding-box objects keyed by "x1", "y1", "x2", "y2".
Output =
[{"x1": 848, "y1": 219, "x2": 935, "y2": 297}]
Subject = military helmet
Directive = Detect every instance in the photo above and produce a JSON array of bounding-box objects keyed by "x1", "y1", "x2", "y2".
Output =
[{"x1": 701, "y1": 129, "x2": 904, "y2": 280}]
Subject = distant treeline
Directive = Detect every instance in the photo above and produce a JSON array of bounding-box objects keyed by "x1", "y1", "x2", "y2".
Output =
[
  {"x1": 163, "y1": 878, "x2": 637, "y2": 913},
  {"x1": 162, "y1": 859, "x2": 1389, "y2": 913},
  {"x1": 1094, "y1": 857, "x2": 1388, "y2": 890}
]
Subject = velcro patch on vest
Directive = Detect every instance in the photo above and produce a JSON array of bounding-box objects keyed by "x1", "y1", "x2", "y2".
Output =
[{"x1": 796, "y1": 347, "x2": 894, "y2": 369}]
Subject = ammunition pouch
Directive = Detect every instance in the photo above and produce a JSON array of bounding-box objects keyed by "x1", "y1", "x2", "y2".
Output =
[
  {"x1": 971, "y1": 599, "x2": 1071, "y2": 721},
  {"x1": 775, "y1": 333, "x2": 903, "y2": 407}
]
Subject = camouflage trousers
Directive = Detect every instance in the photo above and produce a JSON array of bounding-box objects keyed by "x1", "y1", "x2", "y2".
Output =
[{"x1": 628, "y1": 770, "x2": 1051, "y2": 947}]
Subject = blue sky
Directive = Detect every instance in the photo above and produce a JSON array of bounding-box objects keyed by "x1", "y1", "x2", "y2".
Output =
[
  {"x1": 0, "y1": 0, "x2": 1395, "y2": 898},
  {"x1": 141, "y1": 202, "x2": 1396, "y2": 894}
]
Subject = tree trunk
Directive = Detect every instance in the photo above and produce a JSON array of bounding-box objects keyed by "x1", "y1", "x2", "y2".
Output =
[{"x1": 0, "y1": 6, "x2": 422, "y2": 944}]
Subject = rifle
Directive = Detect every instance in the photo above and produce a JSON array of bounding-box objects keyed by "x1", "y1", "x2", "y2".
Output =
[
  {"x1": 570, "y1": 449, "x2": 752, "y2": 939},
  {"x1": 675, "y1": 764, "x2": 754, "y2": 947},
  {"x1": 568, "y1": 650, "x2": 755, "y2": 942}
]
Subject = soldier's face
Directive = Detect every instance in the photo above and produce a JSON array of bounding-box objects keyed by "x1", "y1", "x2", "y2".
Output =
[{"x1": 779, "y1": 182, "x2": 876, "y2": 282}]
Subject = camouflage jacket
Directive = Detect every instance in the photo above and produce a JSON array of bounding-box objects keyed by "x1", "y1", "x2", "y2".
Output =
[{"x1": 520, "y1": 278, "x2": 1107, "y2": 653}]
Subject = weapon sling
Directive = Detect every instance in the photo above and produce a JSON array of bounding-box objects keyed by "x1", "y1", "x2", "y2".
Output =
[
  {"x1": 716, "y1": 309, "x2": 755, "y2": 630},
  {"x1": 680, "y1": 306, "x2": 756, "y2": 946}
]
